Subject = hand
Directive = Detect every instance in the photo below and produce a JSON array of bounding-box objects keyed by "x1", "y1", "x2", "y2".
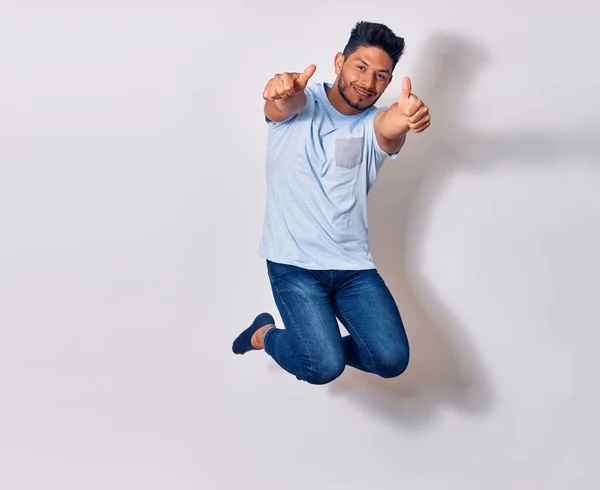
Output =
[
  {"x1": 262, "y1": 64, "x2": 317, "y2": 101},
  {"x1": 397, "y1": 77, "x2": 430, "y2": 133}
]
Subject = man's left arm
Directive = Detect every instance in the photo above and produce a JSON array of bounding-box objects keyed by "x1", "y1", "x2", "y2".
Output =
[{"x1": 374, "y1": 77, "x2": 431, "y2": 154}]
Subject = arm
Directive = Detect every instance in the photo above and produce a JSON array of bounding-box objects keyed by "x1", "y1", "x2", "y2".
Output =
[
  {"x1": 262, "y1": 65, "x2": 316, "y2": 122},
  {"x1": 374, "y1": 76, "x2": 431, "y2": 154},
  {"x1": 265, "y1": 92, "x2": 307, "y2": 122},
  {"x1": 374, "y1": 108, "x2": 409, "y2": 154}
]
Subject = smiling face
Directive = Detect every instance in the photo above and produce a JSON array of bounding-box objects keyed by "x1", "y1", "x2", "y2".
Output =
[{"x1": 334, "y1": 45, "x2": 394, "y2": 112}]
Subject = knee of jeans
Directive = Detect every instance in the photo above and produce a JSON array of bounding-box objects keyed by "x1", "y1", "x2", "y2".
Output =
[
  {"x1": 302, "y1": 354, "x2": 345, "y2": 385},
  {"x1": 374, "y1": 347, "x2": 410, "y2": 379}
]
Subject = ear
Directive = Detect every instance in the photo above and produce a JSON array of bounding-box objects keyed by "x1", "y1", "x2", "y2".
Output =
[{"x1": 334, "y1": 52, "x2": 344, "y2": 76}]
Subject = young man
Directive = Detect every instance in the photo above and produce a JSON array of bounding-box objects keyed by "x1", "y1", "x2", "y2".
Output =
[{"x1": 232, "y1": 21, "x2": 431, "y2": 385}]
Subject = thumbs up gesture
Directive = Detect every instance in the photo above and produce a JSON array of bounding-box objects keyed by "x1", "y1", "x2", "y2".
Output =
[
  {"x1": 263, "y1": 64, "x2": 317, "y2": 101},
  {"x1": 396, "y1": 77, "x2": 430, "y2": 133}
]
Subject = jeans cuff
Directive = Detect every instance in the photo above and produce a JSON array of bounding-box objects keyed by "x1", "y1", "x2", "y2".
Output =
[{"x1": 262, "y1": 326, "x2": 275, "y2": 354}]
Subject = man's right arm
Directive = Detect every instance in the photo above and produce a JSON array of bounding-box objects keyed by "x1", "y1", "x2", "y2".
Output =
[
  {"x1": 264, "y1": 92, "x2": 307, "y2": 122},
  {"x1": 262, "y1": 65, "x2": 316, "y2": 123}
]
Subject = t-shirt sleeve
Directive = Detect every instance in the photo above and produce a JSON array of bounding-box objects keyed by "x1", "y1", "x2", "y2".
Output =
[
  {"x1": 363, "y1": 107, "x2": 404, "y2": 168},
  {"x1": 264, "y1": 87, "x2": 314, "y2": 128}
]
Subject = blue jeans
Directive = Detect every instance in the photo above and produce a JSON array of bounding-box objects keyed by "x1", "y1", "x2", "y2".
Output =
[{"x1": 263, "y1": 259, "x2": 410, "y2": 385}]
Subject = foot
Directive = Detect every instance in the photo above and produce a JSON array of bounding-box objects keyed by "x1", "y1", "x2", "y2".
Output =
[
  {"x1": 251, "y1": 323, "x2": 275, "y2": 350},
  {"x1": 232, "y1": 312, "x2": 275, "y2": 355}
]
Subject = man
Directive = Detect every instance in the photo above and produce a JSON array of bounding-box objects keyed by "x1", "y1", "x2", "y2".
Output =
[{"x1": 232, "y1": 21, "x2": 431, "y2": 385}]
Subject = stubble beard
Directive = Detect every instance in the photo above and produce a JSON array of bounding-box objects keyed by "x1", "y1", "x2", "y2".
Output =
[{"x1": 337, "y1": 74, "x2": 377, "y2": 112}]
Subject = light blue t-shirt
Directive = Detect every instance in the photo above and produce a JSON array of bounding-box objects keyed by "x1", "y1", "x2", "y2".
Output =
[{"x1": 258, "y1": 81, "x2": 400, "y2": 270}]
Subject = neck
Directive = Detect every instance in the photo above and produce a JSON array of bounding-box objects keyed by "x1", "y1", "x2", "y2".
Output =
[{"x1": 325, "y1": 79, "x2": 363, "y2": 116}]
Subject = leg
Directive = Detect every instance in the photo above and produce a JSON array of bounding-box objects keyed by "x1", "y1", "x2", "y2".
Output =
[
  {"x1": 332, "y1": 268, "x2": 409, "y2": 378},
  {"x1": 263, "y1": 260, "x2": 346, "y2": 385}
]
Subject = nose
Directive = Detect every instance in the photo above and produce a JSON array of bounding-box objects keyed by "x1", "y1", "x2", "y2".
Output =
[{"x1": 362, "y1": 74, "x2": 377, "y2": 92}]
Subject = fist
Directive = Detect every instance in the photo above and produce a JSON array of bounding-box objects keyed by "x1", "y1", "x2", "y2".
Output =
[
  {"x1": 397, "y1": 77, "x2": 430, "y2": 133},
  {"x1": 262, "y1": 64, "x2": 317, "y2": 101}
]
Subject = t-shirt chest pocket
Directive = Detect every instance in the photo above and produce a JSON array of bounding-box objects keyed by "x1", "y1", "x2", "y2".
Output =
[{"x1": 335, "y1": 136, "x2": 364, "y2": 169}]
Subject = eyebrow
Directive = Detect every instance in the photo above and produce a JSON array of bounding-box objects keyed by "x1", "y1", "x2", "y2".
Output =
[{"x1": 356, "y1": 57, "x2": 391, "y2": 75}]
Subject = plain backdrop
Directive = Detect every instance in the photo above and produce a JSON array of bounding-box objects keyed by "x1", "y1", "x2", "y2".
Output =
[{"x1": 1, "y1": 1, "x2": 599, "y2": 489}]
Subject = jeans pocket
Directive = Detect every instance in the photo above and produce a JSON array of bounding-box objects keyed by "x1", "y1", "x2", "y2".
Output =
[
  {"x1": 266, "y1": 260, "x2": 295, "y2": 280},
  {"x1": 335, "y1": 136, "x2": 364, "y2": 169}
]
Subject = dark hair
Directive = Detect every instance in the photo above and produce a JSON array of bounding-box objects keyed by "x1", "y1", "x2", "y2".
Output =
[{"x1": 342, "y1": 21, "x2": 405, "y2": 70}]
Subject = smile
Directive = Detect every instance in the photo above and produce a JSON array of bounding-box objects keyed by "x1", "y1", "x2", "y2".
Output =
[{"x1": 354, "y1": 86, "x2": 374, "y2": 98}]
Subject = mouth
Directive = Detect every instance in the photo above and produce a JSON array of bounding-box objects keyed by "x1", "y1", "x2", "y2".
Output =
[{"x1": 353, "y1": 86, "x2": 374, "y2": 98}]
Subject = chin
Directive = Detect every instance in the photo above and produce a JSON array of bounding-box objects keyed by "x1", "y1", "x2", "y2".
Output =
[
  {"x1": 341, "y1": 92, "x2": 370, "y2": 111},
  {"x1": 353, "y1": 98, "x2": 376, "y2": 111}
]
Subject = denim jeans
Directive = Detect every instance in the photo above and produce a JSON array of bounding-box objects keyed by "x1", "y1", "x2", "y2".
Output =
[{"x1": 263, "y1": 259, "x2": 410, "y2": 385}]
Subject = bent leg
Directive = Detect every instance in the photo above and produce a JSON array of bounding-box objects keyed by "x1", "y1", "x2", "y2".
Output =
[
  {"x1": 264, "y1": 260, "x2": 345, "y2": 385},
  {"x1": 333, "y1": 269, "x2": 410, "y2": 378}
]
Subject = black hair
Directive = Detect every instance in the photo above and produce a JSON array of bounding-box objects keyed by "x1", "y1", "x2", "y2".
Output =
[{"x1": 342, "y1": 21, "x2": 405, "y2": 70}]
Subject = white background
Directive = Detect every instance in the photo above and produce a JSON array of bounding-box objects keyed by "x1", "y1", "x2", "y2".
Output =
[{"x1": 1, "y1": 1, "x2": 599, "y2": 489}]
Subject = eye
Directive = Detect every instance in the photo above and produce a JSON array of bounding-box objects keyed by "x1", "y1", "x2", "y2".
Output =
[
  {"x1": 377, "y1": 74, "x2": 387, "y2": 81},
  {"x1": 357, "y1": 65, "x2": 366, "y2": 71}
]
